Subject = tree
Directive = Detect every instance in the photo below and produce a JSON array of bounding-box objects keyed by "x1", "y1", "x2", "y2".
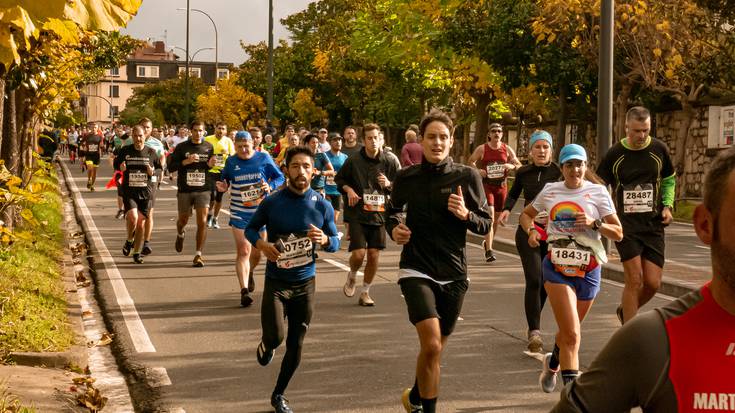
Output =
[
  {"x1": 197, "y1": 73, "x2": 265, "y2": 130},
  {"x1": 122, "y1": 75, "x2": 207, "y2": 126},
  {"x1": 292, "y1": 88, "x2": 328, "y2": 129}
]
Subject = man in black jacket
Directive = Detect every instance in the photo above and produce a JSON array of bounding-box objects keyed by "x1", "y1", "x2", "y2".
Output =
[
  {"x1": 387, "y1": 109, "x2": 491, "y2": 413},
  {"x1": 335, "y1": 123, "x2": 400, "y2": 306}
]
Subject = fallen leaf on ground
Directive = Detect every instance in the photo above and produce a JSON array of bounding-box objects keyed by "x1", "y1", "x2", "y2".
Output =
[{"x1": 87, "y1": 332, "x2": 114, "y2": 347}]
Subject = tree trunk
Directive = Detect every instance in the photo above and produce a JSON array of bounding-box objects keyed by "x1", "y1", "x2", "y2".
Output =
[
  {"x1": 18, "y1": 87, "x2": 34, "y2": 183},
  {"x1": 2, "y1": 88, "x2": 19, "y2": 175},
  {"x1": 461, "y1": 124, "x2": 470, "y2": 163},
  {"x1": 474, "y1": 91, "x2": 491, "y2": 148},
  {"x1": 614, "y1": 80, "x2": 632, "y2": 142},
  {"x1": 0, "y1": 79, "x2": 5, "y2": 156},
  {"x1": 673, "y1": 101, "x2": 696, "y2": 198},
  {"x1": 554, "y1": 84, "x2": 568, "y2": 161}
]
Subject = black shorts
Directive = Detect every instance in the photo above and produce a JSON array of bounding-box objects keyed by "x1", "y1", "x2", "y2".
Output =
[
  {"x1": 123, "y1": 194, "x2": 151, "y2": 218},
  {"x1": 69, "y1": 146, "x2": 78, "y2": 153},
  {"x1": 208, "y1": 172, "x2": 224, "y2": 203},
  {"x1": 85, "y1": 153, "x2": 100, "y2": 167},
  {"x1": 615, "y1": 228, "x2": 665, "y2": 268},
  {"x1": 326, "y1": 194, "x2": 342, "y2": 212},
  {"x1": 399, "y1": 277, "x2": 469, "y2": 336},
  {"x1": 348, "y1": 222, "x2": 385, "y2": 251}
]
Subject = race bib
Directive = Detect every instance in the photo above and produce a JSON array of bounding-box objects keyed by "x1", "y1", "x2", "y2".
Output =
[
  {"x1": 276, "y1": 234, "x2": 313, "y2": 269},
  {"x1": 214, "y1": 154, "x2": 225, "y2": 168},
  {"x1": 128, "y1": 172, "x2": 148, "y2": 187},
  {"x1": 623, "y1": 184, "x2": 654, "y2": 213},
  {"x1": 186, "y1": 171, "x2": 206, "y2": 187},
  {"x1": 549, "y1": 239, "x2": 593, "y2": 277},
  {"x1": 241, "y1": 183, "x2": 264, "y2": 207},
  {"x1": 88, "y1": 144, "x2": 98, "y2": 151},
  {"x1": 363, "y1": 192, "x2": 385, "y2": 212},
  {"x1": 326, "y1": 175, "x2": 336, "y2": 186},
  {"x1": 486, "y1": 163, "x2": 505, "y2": 179}
]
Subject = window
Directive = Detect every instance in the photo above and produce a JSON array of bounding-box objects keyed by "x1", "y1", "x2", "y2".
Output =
[
  {"x1": 137, "y1": 65, "x2": 159, "y2": 78},
  {"x1": 178, "y1": 66, "x2": 201, "y2": 78},
  {"x1": 108, "y1": 67, "x2": 120, "y2": 77},
  {"x1": 109, "y1": 85, "x2": 119, "y2": 98},
  {"x1": 109, "y1": 106, "x2": 119, "y2": 118},
  {"x1": 217, "y1": 68, "x2": 229, "y2": 79}
]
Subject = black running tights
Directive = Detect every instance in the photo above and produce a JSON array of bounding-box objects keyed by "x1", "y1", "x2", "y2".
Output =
[
  {"x1": 514, "y1": 225, "x2": 548, "y2": 332},
  {"x1": 261, "y1": 277, "x2": 315, "y2": 396}
]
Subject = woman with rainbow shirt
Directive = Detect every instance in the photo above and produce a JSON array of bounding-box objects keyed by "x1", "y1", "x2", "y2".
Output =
[{"x1": 519, "y1": 143, "x2": 623, "y2": 393}]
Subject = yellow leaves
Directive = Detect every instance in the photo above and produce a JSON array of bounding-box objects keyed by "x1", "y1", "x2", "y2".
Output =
[
  {"x1": 63, "y1": 0, "x2": 142, "y2": 31},
  {"x1": 653, "y1": 48, "x2": 662, "y2": 57},
  {"x1": 312, "y1": 48, "x2": 330, "y2": 79},
  {"x1": 0, "y1": 5, "x2": 37, "y2": 68},
  {"x1": 196, "y1": 73, "x2": 265, "y2": 129},
  {"x1": 665, "y1": 68, "x2": 675, "y2": 79},
  {"x1": 292, "y1": 88, "x2": 328, "y2": 126},
  {"x1": 43, "y1": 18, "x2": 80, "y2": 44}
]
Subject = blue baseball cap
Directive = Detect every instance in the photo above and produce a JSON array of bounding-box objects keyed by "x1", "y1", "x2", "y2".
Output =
[
  {"x1": 559, "y1": 144, "x2": 587, "y2": 164},
  {"x1": 234, "y1": 131, "x2": 252, "y2": 141},
  {"x1": 529, "y1": 130, "x2": 553, "y2": 148}
]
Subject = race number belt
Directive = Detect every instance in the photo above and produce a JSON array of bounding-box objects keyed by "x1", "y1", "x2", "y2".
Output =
[
  {"x1": 128, "y1": 172, "x2": 148, "y2": 187},
  {"x1": 549, "y1": 239, "x2": 594, "y2": 277},
  {"x1": 241, "y1": 183, "x2": 264, "y2": 207},
  {"x1": 186, "y1": 171, "x2": 206, "y2": 187},
  {"x1": 275, "y1": 233, "x2": 313, "y2": 269},
  {"x1": 214, "y1": 154, "x2": 225, "y2": 168},
  {"x1": 623, "y1": 183, "x2": 654, "y2": 213},
  {"x1": 486, "y1": 163, "x2": 505, "y2": 179},
  {"x1": 363, "y1": 192, "x2": 385, "y2": 212}
]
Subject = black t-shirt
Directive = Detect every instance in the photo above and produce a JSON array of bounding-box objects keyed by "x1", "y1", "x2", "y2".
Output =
[
  {"x1": 503, "y1": 162, "x2": 562, "y2": 211},
  {"x1": 84, "y1": 134, "x2": 103, "y2": 156},
  {"x1": 597, "y1": 138, "x2": 674, "y2": 229},
  {"x1": 167, "y1": 140, "x2": 214, "y2": 192},
  {"x1": 113, "y1": 145, "x2": 159, "y2": 198}
]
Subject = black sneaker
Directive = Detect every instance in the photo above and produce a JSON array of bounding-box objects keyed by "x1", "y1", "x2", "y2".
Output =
[
  {"x1": 271, "y1": 394, "x2": 293, "y2": 413},
  {"x1": 133, "y1": 253, "x2": 144, "y2": 264},
  {"x1": 257, "y1": 341, "x2": 275, "y2": 366},
  {"x1": 248, "y1": 271, "x2": 255, "y2": 293},
  {"x1": 122, "y1": 240, "x2": 133, "y2": 256},
  {"x1": 141, "y1": 241, "x2": 152, "y2": 256},
  {"x1": 482, "y1": 241, "x2": 497, "y2": 262},
  {"x1": 175, "y1": 231, "x2": 185, "y2": 253},
  {"x1": 115, "y1": 209, "x2": 125, "y2": 220},
  {"x1": 240, "y1": 288, "x2": 253, "y2": 308}
]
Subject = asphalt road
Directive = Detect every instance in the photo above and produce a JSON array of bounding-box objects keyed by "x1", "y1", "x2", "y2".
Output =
[{"x1": 64, "y1": 157, "x2": 673, "y2": 413}]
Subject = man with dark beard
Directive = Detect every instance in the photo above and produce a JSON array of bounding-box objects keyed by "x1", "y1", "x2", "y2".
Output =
[{"x1": 552, "y1": 146, "x2": 735, "y2": 413}]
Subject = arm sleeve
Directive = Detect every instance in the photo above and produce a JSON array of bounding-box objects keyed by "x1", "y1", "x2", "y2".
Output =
[
  {"x1": 245, "y1": 201, "x2": 269, "y2": 245},
  {"x1": 220, "y1": 158, "x2": 232, "y2": 183},
  {"x1": 321, "y1": 201, "x2": 341, "y2": 253},
  {"x1": 464, "y1": 169, "x2": 492, "y2": 235},
  {"x1": 552, "y1": 311, "x2": 670, "y2": 413},
  {"x1": 265, "y1": 157, "x2": 285, "y2": 189},
  {"x1": 503, "y1": 169, "x2": 524, "y2": 211},
  {"x1": 661, "y1": 174, "x2": 676, "y2": 208},
  {"x1": 385, "y1": 172, "x2": 408, "y2": 239},
  {"x1": 168, "y1": 145, "x2": 183, "y2": 173}
]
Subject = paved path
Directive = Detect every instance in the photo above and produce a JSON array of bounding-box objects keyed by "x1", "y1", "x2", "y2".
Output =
[{"x1": 63, "y1": 158, "x2": 683, "y2": 412}]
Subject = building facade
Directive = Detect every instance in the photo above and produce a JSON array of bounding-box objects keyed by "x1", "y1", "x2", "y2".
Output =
[{"x1": 82, "y1": 41, "x2": 232, "y2": 127}]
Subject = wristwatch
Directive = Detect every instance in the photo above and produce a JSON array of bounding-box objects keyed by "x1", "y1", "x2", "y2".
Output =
[{"x1": 592, "y1": 219, "x2": 602, "y2": 231}]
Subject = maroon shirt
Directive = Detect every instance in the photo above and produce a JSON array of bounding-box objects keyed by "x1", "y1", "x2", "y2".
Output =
[{"x1": 400, "y1": 141, "x2": 423, "y2": 167}]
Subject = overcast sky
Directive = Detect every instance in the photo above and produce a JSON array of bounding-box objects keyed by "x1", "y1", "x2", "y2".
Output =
[{"x1": 122, "y1": 0, "x2": 313, "y2": 66}]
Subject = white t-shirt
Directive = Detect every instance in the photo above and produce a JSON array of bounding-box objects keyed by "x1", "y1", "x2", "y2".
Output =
[
  {"x1": 171, "y1": 135, "x2": 187, "y2": 148},
  {"x1": 531, "y1": 181, "x2": 616, "y2": 261}
]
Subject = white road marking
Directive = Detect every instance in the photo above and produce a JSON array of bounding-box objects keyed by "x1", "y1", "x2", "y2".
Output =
[
  {"x1": 323, "y1": 258, "x2": 364, "y2": 277},
  {"x1": 466, "y1": 241, "x2": 519, "y2": 258},
  {"x1": 61, "y1": 162, "x2": 156, "y2": 353},
  {"x1": 149, "y1": 367, "x2": 173, "y2": 387}
]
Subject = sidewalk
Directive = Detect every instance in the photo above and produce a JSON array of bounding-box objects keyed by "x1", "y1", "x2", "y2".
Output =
[
  {"x1": 0, "y1": 365, "x2": 82, "y2": 412},
  {"x1": 472, "y1": 221, "x2": 708, "y2": 298}
]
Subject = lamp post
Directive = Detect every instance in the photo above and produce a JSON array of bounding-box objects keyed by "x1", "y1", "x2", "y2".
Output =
[
  {"x1": 184, "y1": 0, "x2": 190, "y2": 125},
  {"x1": 267, "y1": 0, "x2": 274, "y2": 122},
  {"x1": 82, "y1": 94, "x2": 116, "y2": 124},
  {"x1": 190, "y1": 47, "x2": 214, "y2": 62},
  {"x1": 178, "y1": 7, "x2": 218, "y2": 83},
  {"x1": 597, "y1": 0, "x2": 614, "y2": 163}
]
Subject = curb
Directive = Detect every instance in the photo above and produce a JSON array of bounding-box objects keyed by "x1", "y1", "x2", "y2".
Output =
[
  {"x1": 467, "y1": 231, "x2": 697, "y2": 298},
  {"x1": 9, "y1": 162, "x2": 89, "y2": 368}
]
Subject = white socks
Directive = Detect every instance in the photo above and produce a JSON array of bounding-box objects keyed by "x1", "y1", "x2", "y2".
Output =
[{"x1": 361, "y1": 283, "x2": 371, "y2": 294}]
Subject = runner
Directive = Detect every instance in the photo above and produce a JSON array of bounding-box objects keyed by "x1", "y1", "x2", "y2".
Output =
[
  {"x1": 216, "y1": 131, "x2": 284, "y2": 307},
  {"x1": 275, "y1": 125, "x2": 297, "y2": 165},
  {"x1": 302, "y1": 133, "x2": 334, "y2": 195},
  {"x1": 387, "y1": 109, "x2": 491, "y2": 413},
  {"x1": 335, "y1": 123, "x2": 400, "y2": 306},
  {"x1": 262, "y1": 133, "x2": 277, "y2": 156},
  {"x1": 68, "y1": 126, "x2": 79, "y2": 163},
  {"x1": 168, "y1": 121, "x2": 216, "y2": 267},
  {"x1": 115, "y1": 126, "x2": 159, "y2": 264},
  {"x1": 111, "y1": 126, "x2": 132, "y2": 220},
  {"x1": 551, "y1": 146, "x2": 735, "y2": 412},
  {"x1": 400, "y1": 124, "x2": 422, "y2": 167},
  {"x1": 317, "y1": 127, "x2": 331, "y2": 153},
  {"x1": 139, "y1": 118, "x2": 167, "y2": 256},
  {"x1": 341, "y1": 125, "x2": 362, "y2": 158},
  {"x1": 468, "y1": 122, "x2": 522, "y2": 262},
  {"x1": 498, "y1": 130, "x2": 562, "y2": 353},
  {"x1": 324, "y1": 134, "x2": 348, "y2": 226},
  {"x1": 249, "y1": 127, "x2": 264, "y2": 152},
  {"x1": 520, "y1": 144, "x2": 622, "y2": 392},
  {"x1": 82, "y1": 126, "x2": 103, "y2": 191},
  {"x1": 245, "y1": 145, "x2": 340, "y2": 413},
  {"x1": 597, "y1": 106, "x2": 676, "y2": 324},
  {"x1": 205, "y1": 122, "x2": 236, "y2": 229}
]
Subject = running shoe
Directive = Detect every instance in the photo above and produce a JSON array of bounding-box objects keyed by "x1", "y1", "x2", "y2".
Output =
[
  {"x1": 141, "y1": 241, "x2": 152, "y2": 256},
  {"x1": 271, "y1": 394, "x2": 293, "y2": 413},
  {"x1": 175, "y1": 231, "x2": 185, "y2": 253},
  {"x1": 539, "y1": 352, "x2": 559, "y2": 393},
  {"x1": 358, "y1": 291, "x2": 375, "y2": 307},
  {"x1": 192, "y1": 254, "x2": 204, "y2": 268},
  {"x1": 212, "y1": 217, "x2": 220, "y2": 229},
  {"x1": 248, "y1": 271, "x2": 255, "y2": 293},
  {"x1": 616, "y1": 304, "x2": 625, "y2": 325},
  {"x1": 401, "y1": 388, "x2": 423, "y2": 413},
  {"x1": 240, "y1": 288, "x2": 253, "y2": 308},
  {"x1": 528, "y1": 331, "x2": 544, "y2": 353},
  {"x1": 343, "y1": 272, "x2": 356, "y2": 297},
  {"x1": 482, "y1": 240, "x2": 497, "y2": 262},
  {"x1": 257, "y1": 341, "x2": 275, "y2": 366},
  {"x1": 133, "y1": 253, "x2": 144, "y2": 264},
  {"x1": 122, "y1": 240, "x2": 133, "y2": 257},
  {"x1": 115, "y1": 209, "x2": 125, "y2": 220}
]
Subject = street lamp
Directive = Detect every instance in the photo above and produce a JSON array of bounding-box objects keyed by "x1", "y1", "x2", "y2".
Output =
[
  {"x1": 177, "y1": 7, "x2": 218, "y2": 80},
  {"x1": 82, "y1": 93, "x2": 116, "y2": 124},
  {"x1": 267, "y1": 0, "x2": 274, "y2": 122},
  {"x1": 171, "y1": 46, "x2": 214, "y2": 62}
]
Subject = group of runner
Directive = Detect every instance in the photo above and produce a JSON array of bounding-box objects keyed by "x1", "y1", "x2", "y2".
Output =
[{"x1": 70, "y1": 104, "x2": 734, "y2": 413}]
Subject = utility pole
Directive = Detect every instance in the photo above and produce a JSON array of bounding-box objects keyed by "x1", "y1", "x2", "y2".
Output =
[
  {"x1": 597, "y1": 0, "x2": 614, "y2": 163},
  {"x1": 184, "y1": 0, "x2": 191, "y2": 125},
  {"x1": 267, "y1": 0, "x2": 274, "y2": 123}
]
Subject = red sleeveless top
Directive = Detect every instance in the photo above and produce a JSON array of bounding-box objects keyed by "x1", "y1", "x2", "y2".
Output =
[{"x1": 478, "y1": 142, "x2": 508, "y2": 185}]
